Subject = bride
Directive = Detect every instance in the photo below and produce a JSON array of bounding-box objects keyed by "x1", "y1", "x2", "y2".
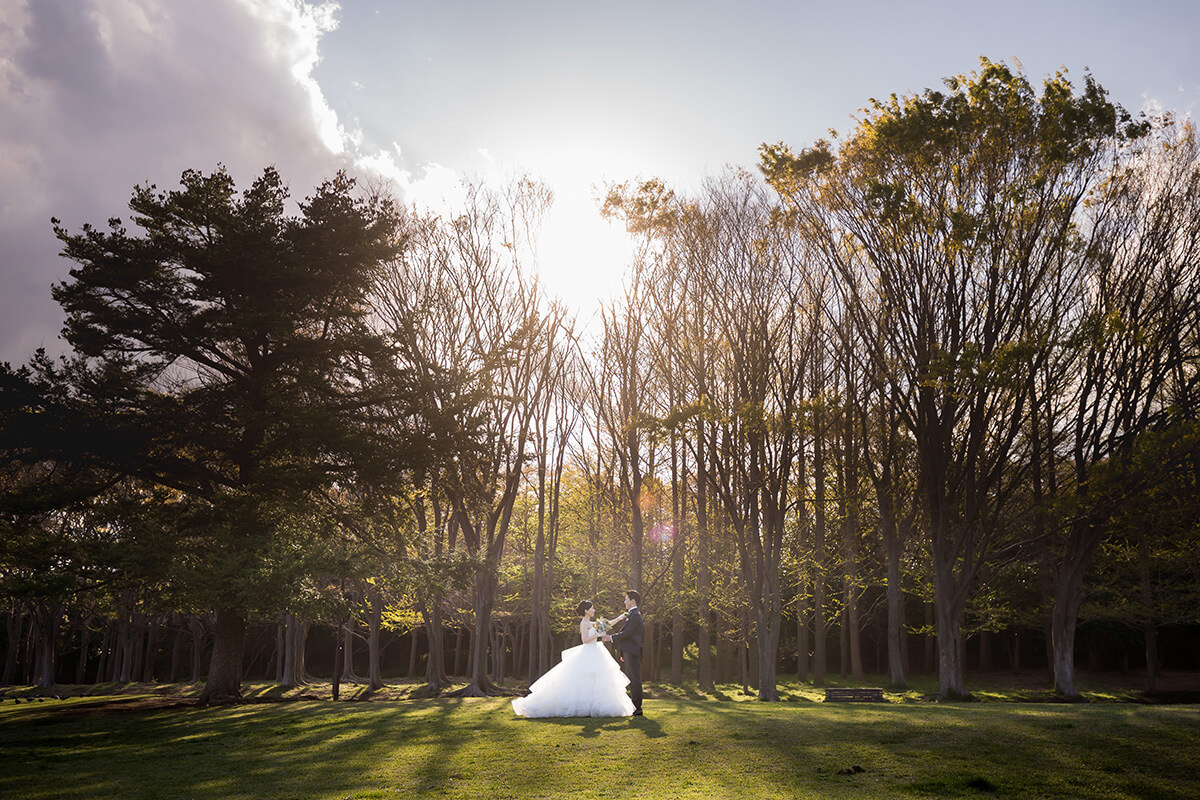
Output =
[{"x1": 511, "y1": 600, "x2": 636, "y2": 718}]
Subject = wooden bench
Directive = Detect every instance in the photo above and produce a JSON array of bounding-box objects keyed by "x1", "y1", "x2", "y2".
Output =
[{"x1": 824, "y1": 687, "x2": 886, "y2": 703}]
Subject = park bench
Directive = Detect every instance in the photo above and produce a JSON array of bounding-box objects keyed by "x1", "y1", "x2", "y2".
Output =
[{"x1": 823, "y1": 687, "x2": 886, "y2": 703}]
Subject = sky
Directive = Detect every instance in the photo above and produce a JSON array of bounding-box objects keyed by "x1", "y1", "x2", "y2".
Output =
[{"x1": 2, "y1": 0, "x2": 1198, "y2": 365}]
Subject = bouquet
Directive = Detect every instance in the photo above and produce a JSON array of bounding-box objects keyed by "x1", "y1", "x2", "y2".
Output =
[{"x1": 594, "y1": 618, "x2": 612, "y2": 635}]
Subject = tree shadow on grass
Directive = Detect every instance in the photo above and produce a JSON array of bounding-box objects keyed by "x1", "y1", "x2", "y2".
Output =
[
  {"x1": 0, "y1": 696, "x2": 486, "y2": 800},
  {"x1": 530, "y1": 714, "x2": 667, "y2": 740}
]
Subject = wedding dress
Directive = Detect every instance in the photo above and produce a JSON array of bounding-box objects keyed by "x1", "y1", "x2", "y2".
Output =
[{"x1": 511, "y1": 618, "x2": 635, "y2": 718}]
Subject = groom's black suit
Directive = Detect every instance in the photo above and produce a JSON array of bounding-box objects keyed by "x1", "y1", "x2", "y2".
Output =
[{"x1": 610, "y1": 606, "x2": 643, "y2": 713}]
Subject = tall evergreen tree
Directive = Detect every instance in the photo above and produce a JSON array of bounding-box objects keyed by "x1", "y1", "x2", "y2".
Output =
[{"x1": 7, "y1": 166, "x2": 411, "y2": 702}]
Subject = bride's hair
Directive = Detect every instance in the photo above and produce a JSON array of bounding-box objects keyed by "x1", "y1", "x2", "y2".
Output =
[{"x1": 576, "y1": 600, "x2": 593, "y2": 616}]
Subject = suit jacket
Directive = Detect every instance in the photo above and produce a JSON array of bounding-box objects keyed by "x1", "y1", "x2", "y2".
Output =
[{"x1": 611, "y1": 606, "x2": 643, "y2": 657}]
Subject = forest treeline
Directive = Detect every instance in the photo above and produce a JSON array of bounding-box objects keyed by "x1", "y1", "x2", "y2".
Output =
[{"x1": 3, "y1": 60, "x2": 1199, "y2": 702}]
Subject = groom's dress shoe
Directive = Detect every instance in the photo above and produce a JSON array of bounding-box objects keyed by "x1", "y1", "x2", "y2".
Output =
[{"x1": 632, "y1": 709, "x2": 643, "y2": 716}]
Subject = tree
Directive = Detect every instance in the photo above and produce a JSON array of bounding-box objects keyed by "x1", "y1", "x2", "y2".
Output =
[
  {"x1": 381, "y1": 177, "x2": 561, "y2": 697},
  {"x1": 763, "y1": 59, "x2": 1141, "y2": 696},
  {"x1": 1041, "y1": 117, "x2": 1200, "y2": 696},
  {"x1": 8, "y1": 166, "x2": 411, "y2": 702}
]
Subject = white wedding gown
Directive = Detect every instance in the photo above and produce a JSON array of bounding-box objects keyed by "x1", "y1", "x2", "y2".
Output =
[{"x1": 511, "y1": 619, "x2": 635, "y2": 718}]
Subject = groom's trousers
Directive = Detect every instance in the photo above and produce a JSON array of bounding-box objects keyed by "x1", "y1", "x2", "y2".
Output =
[{"x1": 622, "y1": 653, "x2": 643, "y2": 712}]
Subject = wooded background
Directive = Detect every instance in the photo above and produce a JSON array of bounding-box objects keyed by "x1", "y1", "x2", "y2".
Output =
[{"x1": 3, "y1": 60, "x2": 1198, "y2": 702}]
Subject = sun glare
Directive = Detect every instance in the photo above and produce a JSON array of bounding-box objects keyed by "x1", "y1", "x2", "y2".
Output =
[{"x1": 536, "y1": 183, "x2": 635, "y2": 321}]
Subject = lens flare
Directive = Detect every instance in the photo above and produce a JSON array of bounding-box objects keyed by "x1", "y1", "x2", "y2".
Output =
[{"x1": 648, "y1": 522, "x2": 674, "y2": 544}]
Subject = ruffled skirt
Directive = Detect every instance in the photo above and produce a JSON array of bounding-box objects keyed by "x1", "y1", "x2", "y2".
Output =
[{"x1": 511, "y1": 641, "x2": 635, "y2": 718}]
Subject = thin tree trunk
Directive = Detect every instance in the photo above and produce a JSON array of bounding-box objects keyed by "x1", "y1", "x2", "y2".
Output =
[
  {"x1": 31, "y1": 602, "x2": 61, "y2": 689},
  {"x1": 924, "y1": 603, "x2": 935, "y2": 674},
  {"x1": 171, "y1": 622, "x2": 186, "y2": 683},
  {"x1": 2, "y1": 606, "x2": 23, "y2": 685},
  {"x1": 812, "y1": 417, "x2": 828, "y2": 686},
  {"x1": 94, "y1": 621, "x2": 111, "y2": 686},
  {"x1": 1139, "y1": 528, "x2": 1160, "y2": 694},
  {"x1": 142, "y1": 617, "x2": 160, "y2": 683},
  {"x1": 408, "y1": 628, "x2": 419, "y2": 679},
  {"x1": 670, "y1": 429, "x2": 685, "y2": 685},
  {"x1": 424, "y1": 603, "x2": 447, "y2": 691},
  {"x1": 979, "y1": 630, "x2": 992, "y2": 673},
  {"x1": 884, "y1": 524, "x2": 907, "y2": 688},
  {"x1": 530, "y1": 436, "x2": 547, "y2": 684},
  {"x1": 281, "y1": 614, "x2": 296, "y2": 687},
  {"x1": 129, "y1": 615, "x2": 145, "y2": 683},
  {"x1": 454, "y1": 627, "x2": 466, "y2": 677},
  {"x1": 368, "y1": 587, "x2": 383, "y2": 691},
  {"x1": 696, "y1": 417, "x2": 714, "y2": 691},
  {"x1": 115, "y1": 615, "x2": 131, "y2": 683},
  {"x1": 340, "y1": 619, "x2": 361, "y2": 683},
  {"x1": 190, "y1": 616, "x2": 206, "y2": 684},
  {"x1": 76, "y1": 616, "x2": 92, "y2": 685},
  {"x1": 272, "y1": 617, "x2": 284, "y2": 684},
  {"x1": 1143, "y1": 624, "x2": 1160, "y2": 694},
  {"x1": 796, "y1": 569, "x2": 810, "y2": 682}
]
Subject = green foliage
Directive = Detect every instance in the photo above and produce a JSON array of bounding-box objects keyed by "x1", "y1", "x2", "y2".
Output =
[{"x1": 1, "y1": 165, "x2": 418, "y2": 639}]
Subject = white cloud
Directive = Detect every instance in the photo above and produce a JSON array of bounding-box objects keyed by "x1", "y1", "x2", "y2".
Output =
[
  {"x1": 239, "y1": 0, "x2": 346, "y2": 154},
  {"x1": 0, "y1": 0, "x2": 459, "y2": 364}
]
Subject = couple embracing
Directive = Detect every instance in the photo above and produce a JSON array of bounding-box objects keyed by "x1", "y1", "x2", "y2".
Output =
[{"x1": 512, "y1": 590, "x2": 644, "y2": 718}]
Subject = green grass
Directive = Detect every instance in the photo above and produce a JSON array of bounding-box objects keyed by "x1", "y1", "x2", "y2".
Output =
[{"x1": 1, "y1": 681, "x2": 1198, "y2": 799}]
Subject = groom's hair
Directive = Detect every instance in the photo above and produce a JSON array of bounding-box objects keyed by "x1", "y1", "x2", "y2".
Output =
[{"x1": 625, "y1": 590, "x2": 640, "y2": 605}]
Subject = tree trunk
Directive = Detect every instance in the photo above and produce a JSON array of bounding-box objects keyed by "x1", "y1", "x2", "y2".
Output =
[
  {"x1": 273, "y1": 617, "x2": 285, "y2": 683},
  {"x1": 2, "y1": 606, "x2": 23, "y2": 685},
  {"x1": 129, "y1": 615, "x2": 145, "y2": 683},
  {"x1": 94, "y1": 622, "x2": 111, "y2": 686},
  {"x1": 884, "y1": 525, "x2": 908, "y2": 688},
  {"x1": 76, "y1": 616, "x2": 92, "y2": 685},
  {"x1": 696, "y1": 419, "x2": 714, "y2": 691},
  {"x1": 424, "y1": 604, "x2": 448, "y2": 691},
  {"x1": 189, "y1": 617, "x2": 206, "y2": 683},
  {"x1": 530, "y1": 442, "x2": 548, "y2": 684},
  {"x1": 408, "y1": 628, "x2": 419, "y2": 679},
  {"x1": 812, "y1": 422, "x2": 828, "y2": 686},
  {"x1": 450, "y1": 571, "x2": 500, "y2": 696},
  {"x1": 299, "y1": 621, "x2": 316, "y2": 684},
  {"x1": 115, "y1": 615, "x2": 132, "y2": 683},
  {"x1": 454, "y1": 627, "x2": 466, "y2": 677},
  {"x1": 796, "y1": 569, "x2": 810, "y2": 682},
  {"x1": 840, "y1": 605, "x2": 850, "y2": 678},
  {"x1": 281, "y1": 614, "x2": 297, "y2": 687},
  {"x1": 340, "y1": 620, "x2": 361, "y2": 683},
  {"x1": 924, "y1": 603, "x2": 936, "y2": 673},
  {"x1": 142, "y1": 618, "x2": 160, "y2": 683},
  {"x1": 368, "y1": 588, "x2": 384, "y2": 691},
  {"x1": 933, "y1": 586, "x2": 967, "y2": 697},
  {"x1": 31, "y1": 602, "x2": 61, "y2": 689},
  {"x1": 1049, "y1": 520, "x2": 1101, "y2": 699},
  {"x1": 670, "y1": 430, "x2": 685, "y2": 686},
  {"x1": 846, "y1": 571, "x2": 863, "y2": 681},
  {"x1": 171, "y1": 622, "x2": 186, "y2": 683},
  {"x1": 1009, "y1": 630, "x2": 1021, "y2": 672},
  {"x1": 1139, "y1": 528, "x2": 1160, "y2": 694},
  {"x1": 1143, "y1": 624, "x2": 1159, "y2": 694},
  {"x1": 199, "y1": 607, "x2": 246, "y2": 704},
  {"x1": 754, "y1": 603, "x2": 781, "y2": 700}
]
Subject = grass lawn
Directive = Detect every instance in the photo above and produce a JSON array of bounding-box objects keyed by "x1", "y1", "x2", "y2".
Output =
[{"x1": 1, "y1": 680, "x2": 1198, "y2": 799}]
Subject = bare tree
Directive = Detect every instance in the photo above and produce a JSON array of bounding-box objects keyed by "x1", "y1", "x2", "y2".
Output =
[{"x1": 381, "y1": 177, "x2": 564, "y2": 697}]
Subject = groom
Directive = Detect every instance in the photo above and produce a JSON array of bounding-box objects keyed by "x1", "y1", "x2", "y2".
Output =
[{"x1": 603, "y1": 590, "x2": 644, "y2": 716}]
